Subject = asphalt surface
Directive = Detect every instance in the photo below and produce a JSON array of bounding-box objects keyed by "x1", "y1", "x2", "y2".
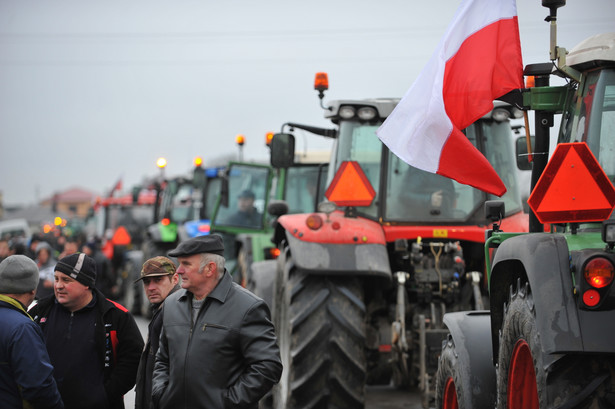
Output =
[{"x1": 125, "y1": 315, "x2": 429, "y2": 409}]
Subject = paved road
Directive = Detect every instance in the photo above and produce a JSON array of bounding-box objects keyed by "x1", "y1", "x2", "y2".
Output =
[{"x1": 124, "y1": 315, "x2": 429, "y2": 409}]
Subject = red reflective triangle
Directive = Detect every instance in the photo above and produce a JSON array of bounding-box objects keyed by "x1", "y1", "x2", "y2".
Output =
[
  {"x1": 112, "y1": 225, "x2": 132, "y2": 246},
  {"x1": 325, "y1": 161, "x2": 376, "y2": 207},
  {"x1": 528, "y1": 142, "x2": 615, "y2": 224}
]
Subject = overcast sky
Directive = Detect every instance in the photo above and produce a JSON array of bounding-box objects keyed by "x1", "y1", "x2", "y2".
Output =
[{"x1": 1, "y1": 0, "x2": 613, "y2": 207}]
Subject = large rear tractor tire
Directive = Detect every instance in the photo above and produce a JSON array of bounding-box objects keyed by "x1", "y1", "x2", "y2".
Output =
[
  {"x1": 435, "y1": 337, "x2": 463, "y2": 409},
  {"x1": 496, "y1": 279, "x2": 545, "y2": 409},
  {"x1": 272, "y1": 252, "x2": 367, "y2": 409}
]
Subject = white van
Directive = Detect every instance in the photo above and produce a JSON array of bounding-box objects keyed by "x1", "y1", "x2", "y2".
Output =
[{"x1": 0, "y1": 218, "x2": 32, "y2": 242}]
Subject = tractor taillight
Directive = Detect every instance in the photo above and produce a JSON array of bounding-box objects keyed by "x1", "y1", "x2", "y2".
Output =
[
  {"x1": 264, "y1": 247, "x2": 281, "y2": 260},
  {"x1": 583, "y1": 289, "x2": 600, "y2": 307},
  {"x1": 584, "y1": 257, "x2": 614, "y2": 288},
  {"x1": 306, "y1": 214, "x2": 324, "y2": 230}
]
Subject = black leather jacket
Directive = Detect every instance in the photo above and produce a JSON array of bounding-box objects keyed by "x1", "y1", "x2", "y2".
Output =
[{"x1": 151, "y1": 271, "x2": 282, "y2": 409}]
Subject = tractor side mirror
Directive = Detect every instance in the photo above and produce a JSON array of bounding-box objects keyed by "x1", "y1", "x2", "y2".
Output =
[{"x1": 270, "y1": 133, "x2": 295, "y2": 169}]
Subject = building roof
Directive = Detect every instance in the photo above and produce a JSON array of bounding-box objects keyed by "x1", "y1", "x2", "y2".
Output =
[{"x1": 44, "y1": 187, "x2": 96, "y2": 203}]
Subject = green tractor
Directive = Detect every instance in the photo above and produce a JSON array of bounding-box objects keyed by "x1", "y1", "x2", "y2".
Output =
[
  {"x1": 210, "y1": 148, "x2": 328, "y2": 293},
  {"x1": 435, "y1": 2, "x2": 615, "y2": 408},
  {"x1": 143, "y1": 159, "x2": 224, "y2": 260}
]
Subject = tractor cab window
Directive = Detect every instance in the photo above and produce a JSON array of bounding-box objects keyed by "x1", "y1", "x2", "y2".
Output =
[
  {"x1": 478, "y1": 120, "x2": 523, "y2": 215},
  {"x1": 284, "y1": 164, "x2": 328, "y2": 214},
  {"x1": 385, "y1": 119, "x2": 522, "y2": 221},
  {"x1": 203, "y1": 177, "x2": 221, "y2": 220},
  {"x1": 386, "y1": 158, "x2": 462, "y2": 221},
  {"x1": 335, "y1": 121, "x2": 382, "y2": 218},
  {"x1": 169, "y1": 184, "x2": 199, "y2": 223},
  {"x1": 563, "y1": 69, "x2": 615, "y2": 184},
  {"x1": 215, "y1": 164, "x2": 270, "y2": 229}
]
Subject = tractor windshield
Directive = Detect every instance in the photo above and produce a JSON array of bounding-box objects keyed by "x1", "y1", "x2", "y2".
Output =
[
  {"x1": 164, "y1": 182, "x2": 201, "y2": 223},
  {"x1": 214, "y1": 164, "x2": 270, "y2": 229},
  {"x1": 559, "y1": 68, "x2": 615, "y2": 185},
  {"x1": 335, "y1": 118, "x2": 522, "y2": 222},
  {"x1": 284, "y1": 164, "x2": 329, "y2": 214}
]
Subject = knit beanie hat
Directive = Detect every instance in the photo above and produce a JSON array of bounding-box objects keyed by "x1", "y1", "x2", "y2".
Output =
[
  {"x1": 0, "y1": 255, "x2": 40, "y2": 294},
  {"x1": 55, "y1": 252, "x2": 97, "y2": 287}
]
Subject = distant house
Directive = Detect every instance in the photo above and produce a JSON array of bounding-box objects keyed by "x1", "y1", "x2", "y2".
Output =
[{"x1": 40, "y1": 187, "x2": 96, "y2": 218}]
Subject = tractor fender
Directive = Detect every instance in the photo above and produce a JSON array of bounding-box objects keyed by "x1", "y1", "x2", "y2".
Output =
[
  {"x1": 281, "y1": 230, "x2": 391, "y2": 280},
  {"x1": 275, "y1": 211, "x2": 386, "y2": 245},
  {"x1": 442, "y1": 311, "x2": 496, "y2": 409},
  {"x1": 489, "y1": 233, "x2": 582, "y2": 364}
]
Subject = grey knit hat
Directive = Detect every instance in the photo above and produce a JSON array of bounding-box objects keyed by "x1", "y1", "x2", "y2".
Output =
[{"x1": 0, "y1": 255, "x2": 40, "y2": 294}]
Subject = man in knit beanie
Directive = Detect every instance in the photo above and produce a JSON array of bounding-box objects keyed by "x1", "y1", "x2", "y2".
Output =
[
  {"x1": 29, "y1": 253, "x2": 144, "y2": 409},
  {"x1": 0, "y1": 255, "x2": 64, "y2": 409}
]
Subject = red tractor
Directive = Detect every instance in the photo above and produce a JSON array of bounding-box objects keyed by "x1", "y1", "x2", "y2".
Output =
[{"x1": 263, "y1": 74, "x2": 528, "y2": 408}]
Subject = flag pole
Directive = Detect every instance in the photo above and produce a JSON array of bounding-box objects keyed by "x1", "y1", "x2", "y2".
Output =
[{"x1": 524, "y1": 111, "x2": 533, "y2": 163}]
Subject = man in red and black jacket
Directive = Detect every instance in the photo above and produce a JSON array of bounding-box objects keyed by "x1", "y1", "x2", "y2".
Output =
[{"x1": 30, "y1": 252, "x2": 144, "y2": 409}]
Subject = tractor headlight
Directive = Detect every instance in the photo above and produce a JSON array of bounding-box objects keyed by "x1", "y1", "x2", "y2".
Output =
[
  {"x1": 339, "y1": 106, "x2": 356, "y2": 119},
  {"x1": 357, "y1": 107, "x2": 377, "y2": 121}
]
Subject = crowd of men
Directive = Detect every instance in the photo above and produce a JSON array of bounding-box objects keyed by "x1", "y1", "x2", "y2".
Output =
[{"x1": 0, "y1": 233, "x2": 282, "y2": 409}]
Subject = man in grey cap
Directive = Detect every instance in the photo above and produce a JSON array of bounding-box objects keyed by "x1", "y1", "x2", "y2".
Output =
[
  {"x1": 0, "y1": 255, "x2": 64, "y2": 409},
  {"x1": 151, "y1": 234, "x2": 282, "y2": 409},
  {"x1": 134, "y1": 256, "x2": 180, "y2": 409}
]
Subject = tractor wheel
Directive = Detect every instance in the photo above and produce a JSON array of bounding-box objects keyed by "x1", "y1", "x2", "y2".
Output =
[
  {"x1": 496, "y1": 280, "x2": 546, "y2": 409},
  {"x1": 435, "y1": 336, "x2": 463, "y2": 409},
  {"x1": 272, "y1": 252, "x2": 367, "y2": 409}
]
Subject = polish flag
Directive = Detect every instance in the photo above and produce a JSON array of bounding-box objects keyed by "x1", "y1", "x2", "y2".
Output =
[{"x1": 377, "y1": 0, "x2": 523, "y2": 196}]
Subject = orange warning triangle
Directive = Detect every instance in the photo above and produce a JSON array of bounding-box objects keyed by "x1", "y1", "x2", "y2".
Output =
[
  {"x1": 325, "y1": 161, "x2": 376, "y2": 207},
  {"x1": 112, "y1": 225, "x2": 132, "y2": 246},
  {"x1": 528, "y1": 143, "x2": 615, "y2": 224}
]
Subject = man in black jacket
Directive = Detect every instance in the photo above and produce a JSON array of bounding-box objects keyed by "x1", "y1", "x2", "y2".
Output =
[
  {"x1": 30, "y1": 252, "x2": 144, "y2": 409},
  {"x1": 133, "y1": 256, "x2": 179, "y2": 409},
  {"x1": 151, "y1": 234, "x2": 282, "y2": 409}
]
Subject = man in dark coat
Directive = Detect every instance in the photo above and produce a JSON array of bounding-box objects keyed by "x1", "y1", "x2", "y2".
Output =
[
  {"x1": 151, "y1": 234, "x2": 282, "y2": 409},
  {"x1": 133, "y1": 256, "x2": 180, "y2": 409},
  {"x1": 29, "y1": 252, "x2": 144, "y2": 409},
  {"x1": 0, "y1": 255, "x2": 64, "y2": 409}
]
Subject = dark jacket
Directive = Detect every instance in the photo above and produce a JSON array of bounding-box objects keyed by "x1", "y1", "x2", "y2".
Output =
[
  {"x1": 0, "y1": 294, "x2": 64, "y2": 409},
  {"x1": 29, "y1": 289, "x2": 144, "y2": 409},
  {"x1": 151, "y1": 271, "x2": 282, "y2": 409},
  {"x1": 134, "y1": 285, "x2": 180, "y2": 409}
]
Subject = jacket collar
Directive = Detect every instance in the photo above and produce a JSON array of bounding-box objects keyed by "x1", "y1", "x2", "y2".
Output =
[
  {"x1": 178, "y1": 269, "x2": 232, "y2": 304},
  {"x1": 0, "y1": 294, "x2": 32, "y2": 320}
]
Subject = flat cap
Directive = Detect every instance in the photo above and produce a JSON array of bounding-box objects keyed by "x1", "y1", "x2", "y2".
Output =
[
  {"x1": 168, "y1": 234, "x2": 225, "y2": 258},
  {"x1": 135, "y1": 256, "x2": 177, "y2": 283}
]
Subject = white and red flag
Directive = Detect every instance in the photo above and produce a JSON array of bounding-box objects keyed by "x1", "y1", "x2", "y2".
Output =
[
  {"x1": 377, "y1": 0, "x2": 523, "y2": 196},
  {"x1": 108, "y1": 177, "x2": 123, "y2": 197}
]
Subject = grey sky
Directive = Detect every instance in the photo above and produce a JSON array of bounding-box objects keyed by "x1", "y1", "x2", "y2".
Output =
[{"x1": 1, "y1": 0, "x2": 613, "y2": 207}]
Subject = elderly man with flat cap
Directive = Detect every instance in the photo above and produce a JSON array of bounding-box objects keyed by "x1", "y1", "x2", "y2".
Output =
[
  {"x1": 134, "y1": 256, "x2": 180, "y2": 409},
  {"x1": 151, "y1": 234, "x2": 282, "y2": 409}
]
